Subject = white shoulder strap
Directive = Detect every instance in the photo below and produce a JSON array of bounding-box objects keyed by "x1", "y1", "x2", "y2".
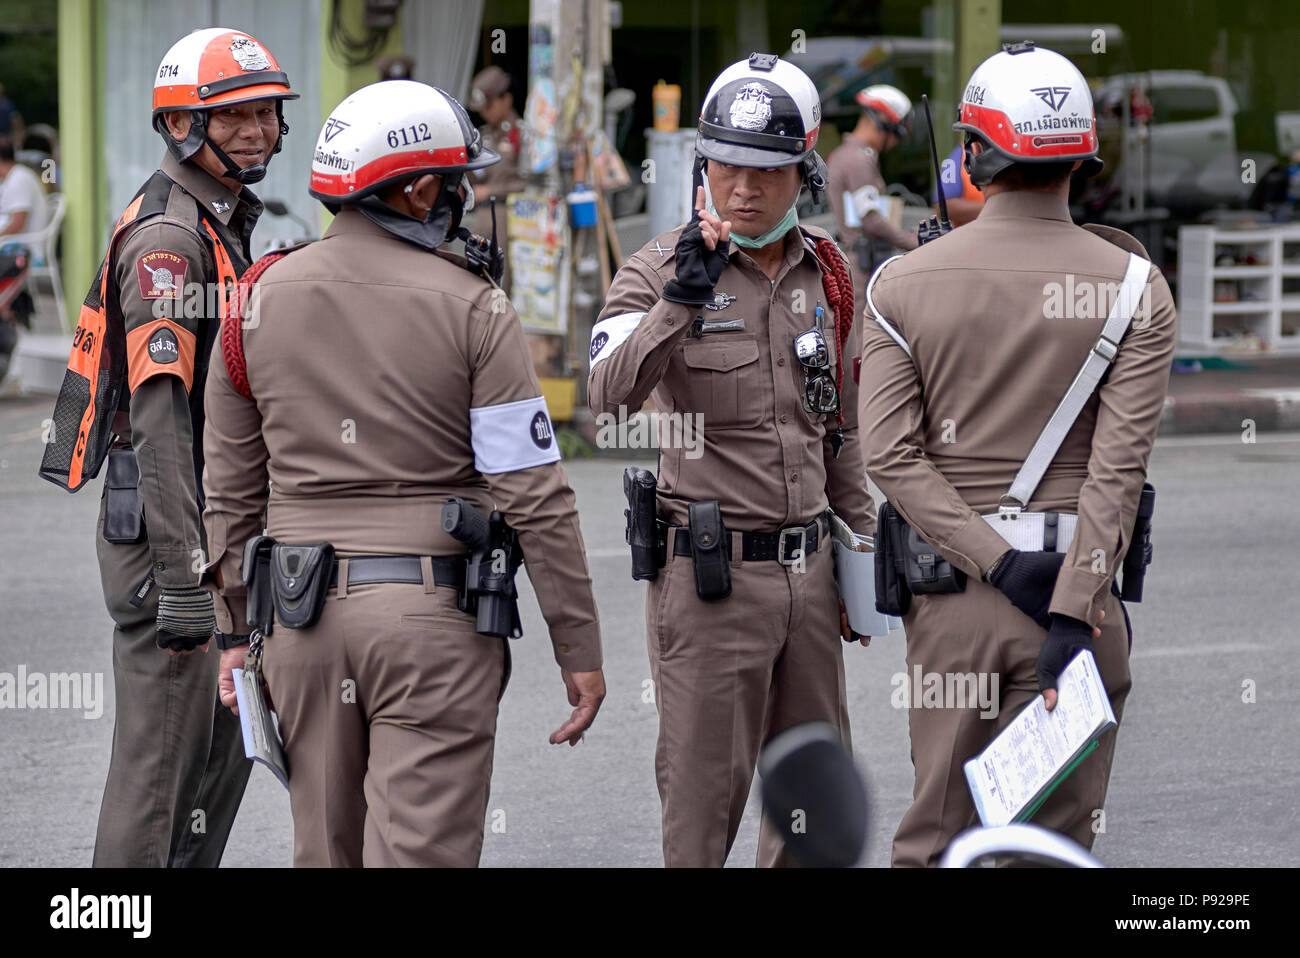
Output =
[
  {"x1": 864, "y1": 254, "x2": 910, "y2": 357},
  {"x1": 1003, "y1": 252, "x2": 1151, "y2": 510}
]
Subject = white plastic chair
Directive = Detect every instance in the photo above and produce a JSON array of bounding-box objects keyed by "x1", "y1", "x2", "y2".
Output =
[{"x1": 7, "y1": 192, "x2": 68, "y2": 330}]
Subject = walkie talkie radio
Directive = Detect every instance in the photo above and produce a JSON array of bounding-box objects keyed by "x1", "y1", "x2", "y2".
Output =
[{"x1": 916, "y1": 94, "x2": 953, "y2": 246}]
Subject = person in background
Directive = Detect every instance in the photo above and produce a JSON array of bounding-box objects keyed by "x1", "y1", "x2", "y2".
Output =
[
  {"x1": 467, "y1": 65, "x2": 526, "y2": 292},
  {"x1": 0, "y1": 136, "x2": 47, "y2": 237}
]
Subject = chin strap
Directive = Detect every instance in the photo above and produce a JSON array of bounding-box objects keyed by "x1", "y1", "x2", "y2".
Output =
[{"x1": 157, "y1": 104, "x2": 290, "y2": 185}]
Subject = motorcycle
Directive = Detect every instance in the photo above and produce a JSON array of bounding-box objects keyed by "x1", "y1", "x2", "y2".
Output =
[{"x1": 0, "y1": 241, "x2": 35, "y2": 384}]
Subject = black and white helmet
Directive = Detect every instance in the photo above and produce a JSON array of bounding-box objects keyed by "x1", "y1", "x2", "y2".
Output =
[{"x1": 696, "y1": 53, "x2": 828, "y2": 199}]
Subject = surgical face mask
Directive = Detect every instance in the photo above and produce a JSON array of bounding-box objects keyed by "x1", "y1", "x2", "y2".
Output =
[
  {"x1": 725, "y1": 202, "x2": 800, "y2": 249},
  {"x1": 704, "y1": 170, "x2": 801, "y2": 248}
]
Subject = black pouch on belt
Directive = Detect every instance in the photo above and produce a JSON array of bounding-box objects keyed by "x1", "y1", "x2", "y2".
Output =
[
  {"x1": 268, "y1": 542, "x2": 335, "y2": 630},
  {"x1": 687, "y1": 500, "x2": 731, "y2": 601},
  {"x1": 874, "y1": 502, "x2": 911, "y2": 615},
  {"x1": 898, "y1": 517, "x2": 965, "y2": 596},
  {"x1": 241, "y1": 534, "x2": 277, "y2": 635},
  {"x1": 102, "y1": 447, "x2": 146, "y2": 544}
]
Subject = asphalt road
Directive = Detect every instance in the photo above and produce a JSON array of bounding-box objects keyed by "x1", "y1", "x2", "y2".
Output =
[{"x1": 1, "y1": 398, "x2": 1296, "y2": 867}]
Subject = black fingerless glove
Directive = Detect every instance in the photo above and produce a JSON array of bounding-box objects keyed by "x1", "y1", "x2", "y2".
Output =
[
  {"x1": 156, "y1": 587, "x2": 216, "y2": 652},
  {"x1": 662, "y1": 213, "x2": 731, "y2": 306},
  {"x1": 1036, "y1": 614, "x2": 1094, "y2": 694},
  {"x1": 990, "y1": 549, "x2": 1065, "y2": 630}
]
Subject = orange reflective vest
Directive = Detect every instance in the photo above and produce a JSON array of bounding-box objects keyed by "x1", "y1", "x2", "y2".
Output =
[{"x1": 38, "y1": 171, "x2": 240, "y2": 492}]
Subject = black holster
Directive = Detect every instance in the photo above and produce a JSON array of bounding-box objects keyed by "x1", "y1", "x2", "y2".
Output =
[
  {"x1": 623, "y1": 466, "x2": 667, "y2": 581},
  {"x1": 687, "y1": 500, "x2": 731, "y2": 601},
  {"x1": 1120, "y1": 482, "x2": 1156, "y2": 603},
  {"x1": 268, "y1": 541, "x2": 335, "y2": 630},
  {"x1": 242, "y1": 535, "x2": 276, "y2": 635},
  {"x1": 102, "y1": 447, "x2": 146, "y2": 544},
  {"x1": 875, "y1": 503, "x2": 911, "y2": 615}
]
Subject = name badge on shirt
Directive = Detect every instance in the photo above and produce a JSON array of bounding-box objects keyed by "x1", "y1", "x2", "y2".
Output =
[{"x1": 699, "y1": 318, "x2": 745, "y2": 333}]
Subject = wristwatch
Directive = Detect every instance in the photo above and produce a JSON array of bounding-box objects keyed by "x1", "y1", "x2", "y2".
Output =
[{"x1": 214, "y1": 631, "x2": 252, "y2": 650}]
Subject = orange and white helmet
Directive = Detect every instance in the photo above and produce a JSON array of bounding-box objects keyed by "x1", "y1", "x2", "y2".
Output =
[
  {"x1": 309, "y1": 80, "x2": 499, "y2": 207},
  {"x1": 953, "y1": 41, "x2": 1101, "y2": 186},
  {"x1": 855, "y1": 84, "x2": 912, "y2": 137},
  {"x1": 151, "y1": 27, "x2": 298, "y2": 183}
]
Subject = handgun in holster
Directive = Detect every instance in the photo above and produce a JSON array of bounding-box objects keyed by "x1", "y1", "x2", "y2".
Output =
[
  {"x1": 623, "y1": 466, "x2": 667, "y2": 581},
  {"x1": 1120, "y1": 482, "x2": 1156, "y2": 603},
  {"x1": 442, "y1": 498, "x2": 523, "y2": 639}
]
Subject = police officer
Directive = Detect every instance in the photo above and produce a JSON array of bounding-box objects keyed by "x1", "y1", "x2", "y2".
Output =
[
  {"x1": 38, "y1": 28, "x2": 297, "y2": 867},
  {"x1": 201, "y1": 81, "x2": 605, "y2": 867},
  {"x1": 826, "y1": 84, "x2": 918, "y2": 291},
  {"x1": 467, "y1": 66, "x2": 527, "y2": 291},
  {"x1": 858, "y1": 44, "x2": 1176, "y2": 866},
  {"x1": 589, "y1": 54, "x2": 876, "y2": 867}
]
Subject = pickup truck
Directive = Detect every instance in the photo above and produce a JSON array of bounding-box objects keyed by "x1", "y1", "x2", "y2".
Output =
[{"x1": 1094, "y1": 70, "x2": 1276, "y2": 213}]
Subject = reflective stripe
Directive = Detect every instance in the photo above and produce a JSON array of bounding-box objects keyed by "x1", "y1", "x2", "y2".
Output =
[
  {"x1": 469, "y1": 396, "x2": 562, "y2": 474},
  {"x1": 588, "y1": 311, "x2": 645, "y2": 368},
  {"x1": 865, "y1": 254, "x2": 910, "y2": 357},
  {"x1": 983, "y1": 512, "x2": 1078, "y2": 553}
]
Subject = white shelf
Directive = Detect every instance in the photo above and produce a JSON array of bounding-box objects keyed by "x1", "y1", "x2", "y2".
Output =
[
  {"x1": 1178, "y1": 224, "x2": 1300, "y2": 356},
  {"x1": 1210, "y1": 265, "x2": 1273, "y2": 276}
]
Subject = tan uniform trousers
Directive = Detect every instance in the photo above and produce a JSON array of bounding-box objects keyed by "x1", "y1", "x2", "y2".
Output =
[
  {"x1": 262, "y1": 576, "x2": 506, "y2": 867},
  {"x1": 93, "y1": 494, "x2": 251, "y2": 868},
  {"x1": 891, "y1": 578, "x2": 1132, "y2": 867},
  {"x1": 645, "y1": 529, "x2": 850, "y2": 868}
]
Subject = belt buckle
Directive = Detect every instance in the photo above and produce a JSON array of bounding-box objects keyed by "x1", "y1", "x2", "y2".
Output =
[{"x1": 778, "y1": 526, "x2": 806, "y2": 566}]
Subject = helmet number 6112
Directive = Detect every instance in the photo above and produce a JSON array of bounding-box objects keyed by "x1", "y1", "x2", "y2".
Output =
[{"x1": 387, "y1": 123, "x2": 432, "y2": 149}]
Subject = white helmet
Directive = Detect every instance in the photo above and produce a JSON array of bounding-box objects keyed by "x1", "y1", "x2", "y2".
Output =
[
  {"x1": 309, "y1": 80, "x2": 499, "y2": 209},
  {"x1": 695, "y1": 53, "x2": 827, "y2": 199},
  {"x1": 954, "y1": 41, "x2": 1102, "y2": 186},
  {"x1": 855, "y1": 84, "x2": 912, "y2": 137}
]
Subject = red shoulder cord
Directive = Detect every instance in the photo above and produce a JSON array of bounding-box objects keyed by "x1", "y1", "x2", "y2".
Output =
[
  {"x1": 221, "y1": 250, "x2": 290, "y2": 400},
  {"x1": 813, "y1": 237, "x2": 855, "y2": 426}
]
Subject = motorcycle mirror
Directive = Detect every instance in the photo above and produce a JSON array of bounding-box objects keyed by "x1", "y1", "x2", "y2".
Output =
[{"x1": 758, "y1": 721, "x2": 869, "y2": 867}]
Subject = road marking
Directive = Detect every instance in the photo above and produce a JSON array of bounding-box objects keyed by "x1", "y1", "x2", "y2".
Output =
[
  {"x1": 1130, "y1": 642, "x2": 1272, "y2": 660},
  {"x1": 1155, "y1": 431, "x2": 1300, "y2": 448}
]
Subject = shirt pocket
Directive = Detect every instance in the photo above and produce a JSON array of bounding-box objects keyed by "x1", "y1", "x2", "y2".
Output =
[{"x1": 679, "y1": 337, "x2": 763, "y2": 430}]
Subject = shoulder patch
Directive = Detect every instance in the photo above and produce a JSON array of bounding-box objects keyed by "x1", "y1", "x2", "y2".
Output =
[
  {"x1": 134, "y1": 250, "x2": 188, "y2": 299},
  {"x1": 1081, "y1": 223, "x2": 1152, "y2": 259}
]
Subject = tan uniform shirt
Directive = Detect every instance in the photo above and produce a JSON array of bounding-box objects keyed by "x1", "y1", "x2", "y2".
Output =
[
  {"x1": 858, "y1": 190, "x2": 1176, "y2": 623},
  {"x1": 826, "y1": 137, "x2": 917, "y2": 253},
  {"x1": 468, "y1": 112, "x2": 527, "y2": 240},
  {"x1": 115, "y1": 152, "x2": 259, "y2": 589},
  {"x1": 201, "y1": 209, "x2": 601, "y2": 672},
  {"x1": 589, "y1": 223, "x2": 875, "y2": 536}
]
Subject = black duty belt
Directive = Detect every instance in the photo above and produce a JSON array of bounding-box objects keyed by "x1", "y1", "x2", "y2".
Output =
[
  {"x1": 671, "y1": 516, "x2": 824, "y2": 565},
  {"x1": 329, "y1": 554, "x2": 466, "y2": 590}
]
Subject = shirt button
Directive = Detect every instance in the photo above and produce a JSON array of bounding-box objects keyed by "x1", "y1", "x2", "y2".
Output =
[
  {"x1": 777, "y1": 356, "x2": 785, "y2": 366},
  {"x1": 665, "y1": 317, "x2": 673, "y2": 326},
  {"x1": 779, "y1": 413, "x2": 788, "y2": 423},
  {"x1": 155, "y1": 561, "x2": 165, "y2": 570},
  {"x1": 791, "y1": 472, "x2": 799, "y2": 483}
]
